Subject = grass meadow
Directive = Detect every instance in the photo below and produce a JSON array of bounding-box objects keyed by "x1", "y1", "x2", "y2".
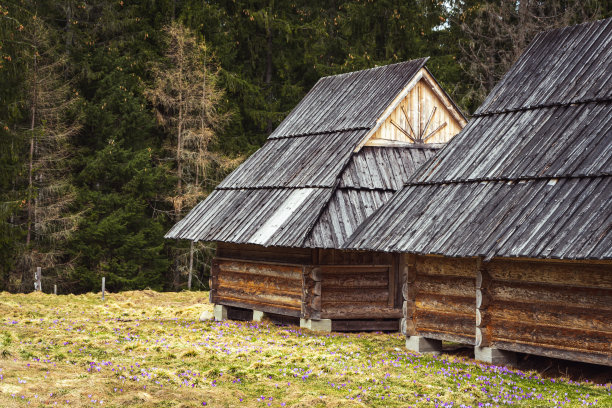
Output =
[{"x1": 0, "y1": 290, "x2": 610, "y2": 407}]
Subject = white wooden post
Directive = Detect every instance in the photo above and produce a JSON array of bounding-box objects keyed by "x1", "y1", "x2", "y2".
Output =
[
  {"x1": 34, "y1": 267, "x2": 42, "y2": 292},
  {"x1": 187, "y1": 241, "x2": 194, "y2": 290},
  {"x1": 53, "y1": 284, "x2": 57, "y2": 295},
  {"x1": 101, "y1": 277, "x2": 106, "y2": 301}
]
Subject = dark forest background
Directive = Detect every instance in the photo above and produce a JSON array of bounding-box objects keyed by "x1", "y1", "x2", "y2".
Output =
[{"x1": 1, "y1": 0, "x2": 609, "y2": 293}]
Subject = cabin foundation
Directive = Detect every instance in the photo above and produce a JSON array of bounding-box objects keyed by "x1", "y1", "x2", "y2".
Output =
[
  {"x1": 405, "y1": 336, "x2": 443, "y2": 354},
  {"x1": 252, "y1": 310, "x2": 266, "y2": 322},
  {"x1": 213, "y1": 304, "x2": 228, "y2": 321},
  {"x1": 474, "y1": 347, "x2": 517, "y2": 366},
  {"x1": 300, "y1": 318, "x2": 332, "y2": 332}
]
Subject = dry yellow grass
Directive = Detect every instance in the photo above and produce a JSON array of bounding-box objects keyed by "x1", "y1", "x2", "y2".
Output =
[{"x1": 0, "y1": 290, "x2": 609, "y2": 407}]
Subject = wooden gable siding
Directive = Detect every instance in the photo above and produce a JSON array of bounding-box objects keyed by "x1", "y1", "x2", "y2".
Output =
[{"x1": 364, "y1": 69, "x2": 465, "y2": 147}]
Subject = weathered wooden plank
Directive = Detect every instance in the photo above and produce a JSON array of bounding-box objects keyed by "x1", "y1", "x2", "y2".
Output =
[
  {"x1": 217, "y1": 272, "x2": 303, "y2": 296},
  {"x1": 415, "y1": 310, "x2": 475, "y2": 338},
  {"x1": 487, "y1": 301, "x2": 612, "y2": 333},
  {"x1": 489, "y1": 281, "x2": 612, "y2": 310},
  {"x1": 416, "y1": 256, "x2": 478, "y2": 278},
  {"x1": 218, "y1": 298, "x2": 301, "y2": 318},
  {"x1": 217, "y1": 260, "x2": 303, "y2": 281},
  {"x1": 492, "y1": 341, "x2": 612, "y2": 366},
  {"x1": 322, "y1": 288, "x2": 390, "y2": 303},
  {"x1": 320, "y1": 265, "x2": 391, "y2": 273},
  {"x1": 333, "y1": 319, "x2": 400, "y2": 332},
  {"x1": 321, "y1": 304, "x2": 403, "y2": 319},
  {"x1": 216, "y1": 243, "x2": 311, "y2": 264},
  {"x1": 216, "y1": 286, "x2": 301, "y2": 308},
  {"x1": 414, "y1": 294, "x2": 476, "y2": 316},
  {"x1": 491, "y1": 321, "x2": 612, "y2": 353},
  {"x1": 416, "y1": 330, "x2": 475, "y2": 345},
  {"x1": 322, "y1": 272, "x2": 389, "y2": 288},
  {"x1": 416, "y1": 275, "x2": 475, "y2": 298},
  {"x1": 487, "y1": 260, "x2": 612, "y2": 289}
]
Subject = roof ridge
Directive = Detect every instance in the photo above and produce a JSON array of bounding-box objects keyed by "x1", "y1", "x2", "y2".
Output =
[
  {"x1": 531, "y1": 16, "x2": 611, "y2": 39},
  {"x1": 318, "y1": 57, "x2": 430, "y2": 80},
  {"x1": 269, "y1": 126, "x2": 370, "y2": 140},
  {"x1": 402, "y1": 174, "x2": 610, "y2": 188},
  {"x1": 215, "y1": 186, "x2": 332, "y2": 191},
  {"x1": 474, "y1": 97, "x2": 612, "y2": 117}
]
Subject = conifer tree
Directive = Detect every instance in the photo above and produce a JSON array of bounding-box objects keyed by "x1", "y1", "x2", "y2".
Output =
[
  {"x1": 10, "y1": 10, "x2": 82, "y2": 290},
  {"x1": 146, "y1": 21, "x2": 229, "y2": 289}
]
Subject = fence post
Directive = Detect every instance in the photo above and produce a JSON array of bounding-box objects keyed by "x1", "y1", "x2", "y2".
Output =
[
  {"x1": 102, "y1": 277, "x2": 105, "y2": 301},
  {"x1": 54, "y1": 284, "x2": 57, "y2": 295},
  {"x1": 34, "y1": 267, "x2": 42, "y2": 292}
]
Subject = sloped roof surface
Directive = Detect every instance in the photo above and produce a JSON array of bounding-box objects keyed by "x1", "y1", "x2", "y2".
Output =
[
  {"x1": 340, "y1": 147, "x2": 439, "y2": 190},
  {"x1": 307, "y1": 146, "x2": 439, "y2": 248},
  {"x1": 475, "y1": 18, "x2": 611, "y2": 115},
  {"x1": 269, "y1": 59, "x2": 427, "y2": 138},
  {"x1": 345, "y1": 18, "x2": 612, "y2": 260},
  {"x1": 167, "y1": 188, "x2": 333, "y2": 247},
  {"x1": 218, "y1": 130, "x2": 367, "y2": 189},
  {"x1": 166, "y1": 59, "x2": 439, "y2": 247}
]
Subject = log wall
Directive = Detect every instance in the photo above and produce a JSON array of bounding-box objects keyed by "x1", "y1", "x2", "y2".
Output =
[
  {"x1": 402, "y1": 255, "x2": 476, "y2": 344},
  {"x1": 211, "y1": 257, "x2": 304, "y2": 317},
  {"x1": 213, "y1": 246, "x2": 404, "y2": 327},
  {"x1": 316, "y1": 249, "x2": 402, "y2": 320},
  {"x1": 484, "y1": 259, "x2": 612, "y2": 365}
]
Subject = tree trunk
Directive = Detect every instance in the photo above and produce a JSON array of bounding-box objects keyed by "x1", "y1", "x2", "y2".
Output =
[
  {"x1": 176, "y1": 93, "x2": 183, "y2": 221},
  {"x1": 26, "y1": 53, "x2": 37, "y2": 247},
  {"x1": 265, "y1": 10, "x2": 273, "y2": 133}
]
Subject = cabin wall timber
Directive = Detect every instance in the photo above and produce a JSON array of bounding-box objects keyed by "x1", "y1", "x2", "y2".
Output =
[
  {"x1": 481, "y1": 259, "x2": 612, "y2": 365},
  {"x1": 401, "y1": 255, "x2": 476, "y2": 344},
  {"x1": 316, "y1": 249, "x2": 401, "y2": 321},
  {"x1": 399, "y1": 253, "x2": 612, "y2": 365},
  {"x1": 212, "y1": 243, "x2": 402, "y2": 330}
]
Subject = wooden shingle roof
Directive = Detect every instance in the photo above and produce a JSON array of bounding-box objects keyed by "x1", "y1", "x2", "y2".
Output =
[
  {"x1": 345, "y1": 18, "x2": 612, "y2": 260},
  {"x1": 166, "y1": 58, "x2": 453, "y2": 247}
]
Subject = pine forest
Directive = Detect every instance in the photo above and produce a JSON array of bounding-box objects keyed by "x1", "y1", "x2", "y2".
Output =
[{"x1": 1, "y1": 0, "x2": 610, "y2": 293}]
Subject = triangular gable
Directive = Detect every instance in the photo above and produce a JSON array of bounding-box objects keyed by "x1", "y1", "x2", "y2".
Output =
[{"x1": 355, "y1": 67, "x2": 467, "y2": 151}]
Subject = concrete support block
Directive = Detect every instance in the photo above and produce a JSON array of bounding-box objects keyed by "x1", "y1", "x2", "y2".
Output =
[
  {"x1": 300, "y1": 318, "x2": 332, "y2": 332},
  {"x1": 252, "y1": 310, "x2": 265, "y2": 322},
  {"x1": 475, "y1": 347, "x2": 517, "y2": 366},
  {"x1": 405, "y1": 336, "x2": 443, "y2": 354},
  {"x1": 213, "y1": 304, "x2": 228, "y2": 321}
]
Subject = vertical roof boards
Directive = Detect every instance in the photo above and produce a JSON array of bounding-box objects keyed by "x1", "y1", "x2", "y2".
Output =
[{"x1": 345, "y1": 18, "x2": 612, "y2": 260}]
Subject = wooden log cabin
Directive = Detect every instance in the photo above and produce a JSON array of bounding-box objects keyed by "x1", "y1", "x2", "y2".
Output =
[
  {"x1": 166, "y1": 58, "x2": 467, "y2": 331},
  {"x1": 345, "y1": 19, "x2": 612, "y2": 365}
]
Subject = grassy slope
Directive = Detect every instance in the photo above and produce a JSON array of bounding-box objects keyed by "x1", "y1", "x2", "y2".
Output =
[{"x1": 0, "y1": 291, "x2": 609, "y2": 407}]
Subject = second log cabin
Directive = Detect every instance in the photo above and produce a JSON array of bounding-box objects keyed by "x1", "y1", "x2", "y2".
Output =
[
  {"x1": 345, "y1": 19, "x2": 612, "y2": 365},
  {"x1": 166, "y1": 58, "x2": 466, "y2": 331}
]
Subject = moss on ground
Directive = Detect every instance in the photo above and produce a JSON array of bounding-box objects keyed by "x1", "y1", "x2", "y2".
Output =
[{"x1": 0, "y1": 290, "x2": 609, "y2": 407}]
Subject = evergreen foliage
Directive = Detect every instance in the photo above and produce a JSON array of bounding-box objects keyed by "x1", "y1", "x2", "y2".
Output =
[{"x1": 0, "y1": 0, "x2": 609, "y2": 292}]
